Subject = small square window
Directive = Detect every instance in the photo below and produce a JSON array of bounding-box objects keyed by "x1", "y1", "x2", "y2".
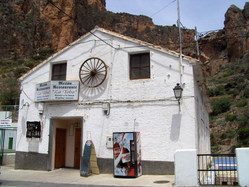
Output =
[
  {"x1": 51, "y1": 63, "x2": 67, "y2": 80},
  {"x1": 130, "y1": 53, "x2": 150, "y2": 79}
]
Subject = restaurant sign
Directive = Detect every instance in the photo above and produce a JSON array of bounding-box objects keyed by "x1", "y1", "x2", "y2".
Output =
[
  {"x1": 35, "y1": 81, "x2": 79, "y2": 102},
  {"x1": 0, "y1": 111, "x2": 12, "y2": 127}
]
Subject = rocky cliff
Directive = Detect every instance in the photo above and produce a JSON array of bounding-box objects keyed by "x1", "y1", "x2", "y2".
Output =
[
  {"x1": 0, "y1": 0, "x2": 195, "y2": 59},
  {"x1": 201, "y1": 3, "x2": 249, "y2": 75},
  {"x1": 2, "y1": 0, "x2": 249, "y2": 75}
]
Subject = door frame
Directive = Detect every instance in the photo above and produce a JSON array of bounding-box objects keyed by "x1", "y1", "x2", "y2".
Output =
[{"x1": 47, "y1": 117, "x2": 83, "y2": 171}]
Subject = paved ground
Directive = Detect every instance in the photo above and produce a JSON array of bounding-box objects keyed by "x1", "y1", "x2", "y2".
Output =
[{"x1": 0, "y1": 165, "x2": 175, "y2": 187}]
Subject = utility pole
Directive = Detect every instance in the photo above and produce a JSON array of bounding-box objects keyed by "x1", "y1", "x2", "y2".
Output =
[
  {"x1": 177, "y1": 0, "x2": 183, "y2": 85},
  {"x1": 195, "y1": 27, "x2": 200, "y2": 60}
]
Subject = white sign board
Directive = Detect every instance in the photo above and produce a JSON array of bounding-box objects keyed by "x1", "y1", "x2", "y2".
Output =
[
  {"x1": 35, "y1": 82, "x2": 51, "y2": 102},
  {"x1": 0, "y1": 111, "x2": 12, "y2": 127},
  {"x1": 35, "y1": 81, "x2": 79, "y2": 102}
]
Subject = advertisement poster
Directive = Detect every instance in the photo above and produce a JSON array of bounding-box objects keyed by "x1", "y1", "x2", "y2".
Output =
[{"x1": 113, "y1": 132, "x2": 141, "y2": 177}]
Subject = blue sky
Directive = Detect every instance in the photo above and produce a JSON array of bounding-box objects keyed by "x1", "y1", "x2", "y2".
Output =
[{"x1": 106, "y1": 0, "x2": 248, "y2": 33}]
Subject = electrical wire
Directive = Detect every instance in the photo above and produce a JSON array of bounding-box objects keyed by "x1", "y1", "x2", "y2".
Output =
[
  {"x1": 48, "y1": 0, "x2": 74, "y2": 20},
  {"x1": 150, "y1": 0, "x2": 176, "y2": 17}
]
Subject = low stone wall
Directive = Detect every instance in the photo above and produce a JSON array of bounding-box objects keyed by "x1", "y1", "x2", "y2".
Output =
[{"x1": 3, "y1": 153, "x2": 15, "y2": 165}]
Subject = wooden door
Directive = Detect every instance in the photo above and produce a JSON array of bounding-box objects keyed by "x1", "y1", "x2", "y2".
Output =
[
  {"x1": 55, "y1": 128, "x2": 66, "y2": 168},
  {"x1": 74, "y1": 128, "x2": 81, "y2": 169}
]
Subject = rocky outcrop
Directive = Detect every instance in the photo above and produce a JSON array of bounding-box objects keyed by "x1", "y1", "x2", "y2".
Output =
[
  {"x1": 1, "y1": 0, "x2": 249, "y2": 76},
  {"x1": 0, "y1": 0, "x2": 195, "y2": 59},
  {"x1": 200, "y1": 3, "x2": 249, "y2": 75},
  {"x1": 224, "y1": 4, "x2": 249, "y2": 59}
]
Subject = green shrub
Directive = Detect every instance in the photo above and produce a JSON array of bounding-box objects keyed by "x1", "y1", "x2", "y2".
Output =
[
  {"x1": 24, "y1": 60, "x2": 40, "y2": 69},
  {"x1": 244, "y1": 88, "x2": 249, "y2": 98},
  {"x1": 238, "y1": 115, "x2": 249, "y2": 127},
  {"x1": 32, "y1": 48, "x2": 54, "y2": 60},
  {"x1": 0, "y1": 78, "x2": 20, "y2": 105},
  {"x1": 211, "y1": 97, "x2": 232, "y2": 116},
  {"x1": 236, "y1": 98, "x2": 248, "y2": 107},
  {"x1": 225, "y1": 113, "x2": 237, "y2": 121},
  {"x1": 208, "y1": 85, "x2": 225, "y2": 97},
  {"x1": 238, "y1": 127, "x2": 249, "y2": 140}
]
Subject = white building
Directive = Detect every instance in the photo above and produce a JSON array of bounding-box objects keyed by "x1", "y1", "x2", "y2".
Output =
[{"x1": 16, "y1": 27, "x2": 210, "y2": 174}]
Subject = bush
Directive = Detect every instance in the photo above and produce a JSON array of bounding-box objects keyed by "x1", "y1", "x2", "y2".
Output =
[
  {"x1": 211, "y1": 97, "x2": 232, "y2": 116},
  {"x1": 0, "y1": 78, "x2": 20, "y2": 105},
  {"x1": 244, "y1": 87, "x2": 249, "y2": 98},
  {"x1": 238, "y1": 127, "x2": 249, "y2": 140},
  {"x1": 208, "y1": 85, "x2": 225, "y2": 97},
  {"x1": 225, "y1": 113, "x2": 237, "y2": 121},
  {"x1": 32, "y1": 48, "x2": 54, "y2": 60},
  {"x1": 236, "y1": 98, "x2": 248, "y2": 107},
  {"x1": 237, "y1": 115, "x2": 249, "y2": 127}
]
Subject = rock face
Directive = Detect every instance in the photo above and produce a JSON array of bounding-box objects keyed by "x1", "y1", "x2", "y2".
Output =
[
  {"x1": 224, "y1": 4, "x2": 249, "y2": 59},
  {"x1": 0, "y1": 0, "x2": 195, "y2": 59},
  {"x1": 1, "y1": 0, "x2": 249, "y2": 75},
  {"x1": 200, "y1": 3, "x2": 249, "y2": 75}
]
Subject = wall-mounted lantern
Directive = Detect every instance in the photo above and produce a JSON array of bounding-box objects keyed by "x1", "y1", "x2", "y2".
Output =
[{"x1": 173, "y1": 83, "x2": 183, "y2": 111}]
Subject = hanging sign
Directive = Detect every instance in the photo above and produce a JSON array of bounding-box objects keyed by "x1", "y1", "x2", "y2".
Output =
[{"x1": 35, "y1": 81, "x2": 79, "y2": 102}]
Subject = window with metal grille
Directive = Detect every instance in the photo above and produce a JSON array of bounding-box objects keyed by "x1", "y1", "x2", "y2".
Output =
[
  {"x1": 51, "y1": 63, "x2": 67, "y2": 80},
  {"x1": 130, "y1": 53, "x2": 150, "y2": 80}
]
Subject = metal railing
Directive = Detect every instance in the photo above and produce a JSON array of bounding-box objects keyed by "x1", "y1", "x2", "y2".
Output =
[{"x1": 198, "y1": 154, "x2": 238, "y2": 186}]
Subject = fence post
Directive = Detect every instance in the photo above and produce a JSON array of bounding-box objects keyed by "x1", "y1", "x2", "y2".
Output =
[
  {"x1": 236, "y1": 148, "x2": 249, "y2": 187},
  {"x1": 175, "y1": 149, "x2": 198, "y2": 187}
]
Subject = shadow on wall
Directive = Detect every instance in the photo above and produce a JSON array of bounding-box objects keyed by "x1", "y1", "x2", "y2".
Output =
[
  {"x1": 170, "y1": 113, "x2": 182, "y2": 141},
  {"x1": 79, "y1": 80, "x2": 108, "y2": 100}
]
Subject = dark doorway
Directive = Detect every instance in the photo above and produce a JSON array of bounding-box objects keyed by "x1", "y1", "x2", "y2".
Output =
[
  {"x1": 55, "y1": 128, "x2": 66, "y2": 168},
  {"x1": 74, "y1": 128, "x2": 81, "y2": 169}
]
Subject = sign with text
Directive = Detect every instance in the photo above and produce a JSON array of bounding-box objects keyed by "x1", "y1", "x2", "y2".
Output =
[
  {"x1": 0, "y1": 111, "x2": 12, "y2": 127},
  {"x1": 26, "y1": 121, "x2": 41, "y2": 138},
  {"x1": 35, "y1": 81, "x2": 79, "y2": 102}
]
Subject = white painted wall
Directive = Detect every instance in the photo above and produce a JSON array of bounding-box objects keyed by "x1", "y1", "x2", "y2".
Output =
[
  {"x1": 3, "y1": 129, "x2": 17, "y2": 150},
  {"x1": 236, "y1": 148, "x2": 249, "y2": 187},
  {"x1": 194, "y1": 73, "x2": 210, "y2": 154},
  {"x1": 174, "y1": 149, "x2": 198, "y2": 186},
  {"x1": 16, "y1": 28, "x2": 210, "y2": 163}
]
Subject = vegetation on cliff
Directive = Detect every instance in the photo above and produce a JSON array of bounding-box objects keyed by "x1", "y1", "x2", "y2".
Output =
[{"x1": 208, "y1": 54, "x2": 249, "y2": 153}]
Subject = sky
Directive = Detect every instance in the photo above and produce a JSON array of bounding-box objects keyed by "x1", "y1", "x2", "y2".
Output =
[{"x1": 106, "y1": 0, "x2": 248, "y2": 33}]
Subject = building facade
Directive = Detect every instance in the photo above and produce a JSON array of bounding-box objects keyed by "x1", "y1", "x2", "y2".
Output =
[{"x1": 16, "y1": 27, "x2": 210, "y2": 174}]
